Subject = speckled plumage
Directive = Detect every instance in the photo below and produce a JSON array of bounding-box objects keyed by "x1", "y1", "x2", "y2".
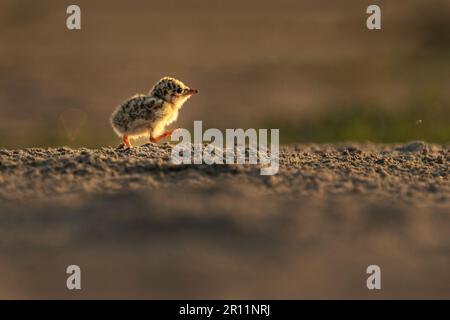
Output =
[
  {"x1": 110, "y1": 77, "x2": 198, "y2": 147},
  {"x1": 111, "y1": 94, "x2": 164, "y2": 136}
]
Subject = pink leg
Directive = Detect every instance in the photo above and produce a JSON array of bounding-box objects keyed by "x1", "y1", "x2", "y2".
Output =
[
  {"x1": 150, "y1": 128, "x2": 178, "y2": 143},
  {"x1": 123, "y1": 134, "x2": 132, "y2": 148}
]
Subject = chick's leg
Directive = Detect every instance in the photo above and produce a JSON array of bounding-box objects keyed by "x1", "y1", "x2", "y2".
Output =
[
  {"x1": 150, "y1": 128, "x2": 178, "y2": 143},
  {"x1": 123, "y1": 134, "x2": 132, "y2": 148}
]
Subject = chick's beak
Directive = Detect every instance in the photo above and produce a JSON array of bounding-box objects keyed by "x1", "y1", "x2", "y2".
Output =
[{"x1": 185, "y1": 88, "x2": 199, "y2": 96}]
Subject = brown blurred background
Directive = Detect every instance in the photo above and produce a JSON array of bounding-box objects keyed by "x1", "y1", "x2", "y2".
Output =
[
  {"x1": 0, "y1": 0, "x2": 449, "y2": 148},
  {"x1": 0, "y1": 1, "x2": 449, "y2": 299}
]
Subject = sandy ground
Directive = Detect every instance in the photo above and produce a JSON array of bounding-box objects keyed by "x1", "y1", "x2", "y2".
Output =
[{"x1": 0, "y1": 141, "x2": 448, "y2": 299}]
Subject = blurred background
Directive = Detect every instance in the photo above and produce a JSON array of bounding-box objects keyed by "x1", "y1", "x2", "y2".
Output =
[
  {"x1": 0, "y1": 0, "x2": 449, "y2": 148},
  {"x1": 0, "y1": 1, "x2": 449, "y2": 299}
]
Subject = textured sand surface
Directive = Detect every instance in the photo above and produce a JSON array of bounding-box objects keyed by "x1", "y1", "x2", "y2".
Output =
[{"x1": 0, "y1": 141, "x2": 448, "y2": 298}]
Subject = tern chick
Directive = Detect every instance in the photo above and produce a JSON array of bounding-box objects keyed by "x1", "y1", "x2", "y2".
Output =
[{"x1": 110, "y1": 77, "x2": 198, "y2": 148}]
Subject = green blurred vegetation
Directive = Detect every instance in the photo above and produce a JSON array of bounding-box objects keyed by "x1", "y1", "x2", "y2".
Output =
[
  {"x1": 0, "y1": 97, "x2": 448, "y2": 148},
  {"x1": 274, "y1": 97, "x2": 449, "y2": 145}
]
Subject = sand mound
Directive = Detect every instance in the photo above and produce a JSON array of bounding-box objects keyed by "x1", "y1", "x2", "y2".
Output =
[{"x1": 0, "y1": 142, "x2": 448, "y2": 298}]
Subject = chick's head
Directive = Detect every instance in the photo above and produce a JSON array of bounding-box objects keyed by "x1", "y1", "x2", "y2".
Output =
[{"x1": 149, "y1": 77, "x2": 198, "y2": 104}]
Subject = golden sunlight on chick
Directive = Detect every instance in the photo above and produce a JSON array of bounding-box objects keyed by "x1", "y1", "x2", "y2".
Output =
[{"x1": 110, "y1": 77, "x2": 198, "y2": 148}]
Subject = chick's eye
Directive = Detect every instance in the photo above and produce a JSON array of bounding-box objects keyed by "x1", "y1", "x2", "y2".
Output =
[{"x1": 176, "y1": 88, "x2": 183, "y2": 94}]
